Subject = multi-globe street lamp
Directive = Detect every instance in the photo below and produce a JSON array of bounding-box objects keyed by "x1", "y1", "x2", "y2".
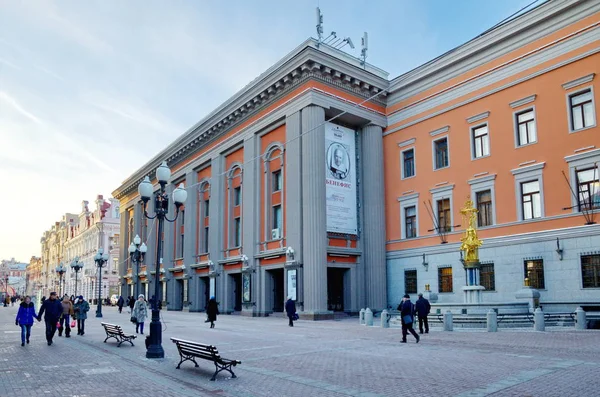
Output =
[
  {"x1": 94, "y1": 248, "x2": 109, "y2": 318},
  {"x1": 55, "y1": 263, "x2": 66, "y2": 297},
  {"x1": 128, "y1": 234, "x2": 147, "y2": 299},
  {"x1": 70, "y1": 257, "x2": 84, "y2": 298},
  {"x1": 138, "y1": 160, "x2": 187, "y2": 359}
]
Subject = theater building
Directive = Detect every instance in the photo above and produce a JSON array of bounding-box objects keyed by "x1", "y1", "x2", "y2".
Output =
[{"x1": 114, "y1": 0, "x2": 600, "y2": 317}]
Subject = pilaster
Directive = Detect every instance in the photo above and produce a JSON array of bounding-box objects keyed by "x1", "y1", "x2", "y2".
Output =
[
  {"x1": 242, "y1": 135, "x2": 258, "y2": 315},
  {"x1": 209, "y1": 156, "x2": 225, "y2": 303}
]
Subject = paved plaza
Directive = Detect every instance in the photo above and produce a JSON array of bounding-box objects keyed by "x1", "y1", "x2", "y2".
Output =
[{"x1": 1, "y1": 305, "x2": 599, "y2": 397}]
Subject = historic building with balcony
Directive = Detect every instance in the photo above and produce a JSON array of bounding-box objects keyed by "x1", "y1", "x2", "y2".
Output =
[{"x1": 113, "y1": 0, "x2": 600, "y2": 317}]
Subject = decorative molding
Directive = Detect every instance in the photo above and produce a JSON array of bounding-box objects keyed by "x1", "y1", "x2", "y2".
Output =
[
  {"x1": 574, "y1": 145, "x2": 596, "y2": 153},
  {"x1": 429, "y1": 126, "x2": 449, "y2": 137},
  {"x1": 511, "y1": 162, "x2": 545, "y2": 175},
  {"x1": 509, "y1": 94, "x2": 537, "y2": 108},
  {"x1": 562, "y1": 73, "x2": 595, "y2": 90},
  {"x1": 401, "y1": 190, "x2": 414, "y2": 196},
  {"x1": 518, "y1": 160, "x2": 536, "y2": 167},
  {"x1": 255, "y1": 247, "x2": 288, "y2": 259},
  {"x1": 398, "y1": 193, "x2": 419, "y2": 203},
  {"x1": 429, "y1": 184, "x2": 455, "y2": 195},
  {"x1": 435, "y1": 181, "x2": 449, "y2": 186},
  {"x1": 473, "y1": 171, "x2": 489, "y2": 178},
  {"x1": 467, "y1": 111, "x2": 490, "y2": 124},
  {"x1": 398, "y1": 138, "x2": 416, "y2": 148},
  {"x1": 565, "y1": 148, "x2": 600, "y2": 163},
  {"x1": 468, "y1": 174, "x2": 497, "y2": 185}
]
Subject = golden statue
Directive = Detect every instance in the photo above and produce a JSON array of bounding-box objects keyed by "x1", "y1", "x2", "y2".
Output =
[{"x1": 459, "y1": 197, "x2": 482, "y2": 264}]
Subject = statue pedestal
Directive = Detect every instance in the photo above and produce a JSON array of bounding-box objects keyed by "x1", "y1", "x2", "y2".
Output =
[
  {"x1": 515, "y1": 286, "x2": 540, "y2": 313},
  {"x1": 462, "y1": 285, "x2": 485, "y2": 304},
  {"x1": 423, "y1": 291, "x2": 438, "y2": 303}
]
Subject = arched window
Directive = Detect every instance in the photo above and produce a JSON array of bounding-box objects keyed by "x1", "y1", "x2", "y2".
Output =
[{"x1": 263, "y1": 144, "x2": 284, "y2": 245}]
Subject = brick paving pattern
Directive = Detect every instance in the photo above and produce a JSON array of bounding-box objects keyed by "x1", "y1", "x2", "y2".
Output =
[{"x1": 1, "y1": 305, "x2": 598, "y2": 396}]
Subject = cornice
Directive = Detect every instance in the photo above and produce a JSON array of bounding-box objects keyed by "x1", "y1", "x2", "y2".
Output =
[{"x1": 113, "y1": 42, "x2": 389, "y2": 200}]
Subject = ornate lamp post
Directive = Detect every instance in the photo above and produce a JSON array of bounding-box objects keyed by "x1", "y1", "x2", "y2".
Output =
[
  {"x1": 3, "y1": 275, "x2": 8, "y2": 306},
  {"x1": 70, "y1": 257, "x2": 83, "y2": 298},
  {"x1": 128, "y1": 235, "x2": 147, "y2": 299},
  {"x1": 55, "y1": 263, "x2": 66, "y2": 297},
  {"x1": 138, "y1": 161, "x2": 187, "y2": 359},
  {"x1": 94, "y1": 248, "x2": 109, "y2": 318}
]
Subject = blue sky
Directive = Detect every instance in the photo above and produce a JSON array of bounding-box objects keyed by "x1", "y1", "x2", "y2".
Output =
[{"x1": 0, "y1": 0, "x2": 535, "y2": 261}]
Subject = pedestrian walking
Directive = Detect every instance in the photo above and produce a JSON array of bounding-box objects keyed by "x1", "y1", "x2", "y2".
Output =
[
  {"x1": 15, "y1": 296, "x2": 36, "y2": 346},
  {"x1": 285, "y1": 297, "x2": 296, "y2": 327},
  {"x1": 206, "y1": 296, "x2": 219, "y2": 329},
  {"x1": 415, "y1": 293, "x2": 431, "y2": 334},
  {"x1": 132, "y1": 294, "x2": 148, "y2": 334},
  {"x1": 73, "y1": 296, "x2": 90, "y2": 335},
  {"x1": 399, "y1": 294, "x2": 420, "y2": 344},
  {"x1": 37, "y1": 291, "x2": 63, "y2": 346},
  {"x1": 117, "y1": 296, "x2": 124, "y2": 313},
  {"x1": 128, "y1": 296, "x2": 135, "y2": 312},
  {"x1": 58, "y1": 295, "x2": 74, "y2": 337}
]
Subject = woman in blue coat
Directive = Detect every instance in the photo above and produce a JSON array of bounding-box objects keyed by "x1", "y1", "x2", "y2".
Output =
[{"x1": 15, "y1": 296, "x2": 36, "y2": 346}]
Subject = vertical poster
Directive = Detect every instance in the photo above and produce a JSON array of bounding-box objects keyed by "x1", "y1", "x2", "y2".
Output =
[
  {"x1": 325, "y1": 122, "x2": 358, "y2": 234},
  {"x1": 287, "y1": 269, "x2": 297, "y2": 301},
  {"x1": 242, "y1": 273, "x2": 251, "y2": 303},
  {"x1": 209, "y1": 277, "x2": 215, "y2": 299}
]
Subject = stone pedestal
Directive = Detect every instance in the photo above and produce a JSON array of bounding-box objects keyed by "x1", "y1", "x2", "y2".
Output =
[
  {"x1": 486, "y1": 310, "x2": 497, "y2": 332},
  {"x1": 359, "y1": 308, "x2": 365, "y2": 325},
  {"x1": 381, "y1": 309, "x2": 389, "y2": 328},
  {"x1": 515, "y1": 286, "x2": 541, "y2": 313},
  {"x1": 534, "y1": 307, "x2": 545, "y2": 331},
  {"x1": 444, "y1": 311, "x2": 453, "y2": 331},
  {"x1": 575, "y1": 307, "x2": 586, "y2": 331},
  {"x1": 462, "y1": 285, "x2": 485, "y2": 304},
  {"x1": 364, "y1": 308, "x2": 373, "y2": 326}
]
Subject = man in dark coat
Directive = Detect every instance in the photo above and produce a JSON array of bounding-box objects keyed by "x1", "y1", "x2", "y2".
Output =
[
  {"x1": 415, "y1": 293, "x2": 431, "y2": 334},
  {"x1": 206, "y1": 297, "x2": 219, "y2": 329},
  {"x1": 398, "y1": 294, "x2": 420, "y2": 343},
  {"x1": 37, "y1": 292, "x2": 63, "y2": 345},
  {"x1": 128, "y1": 296, "x2": 135, "y2": 312},
  {"x1": 285, "y1": 297, "x2": 296, "y2": 327},
  {"x1": 117, "y1": 296, "x2": 125, "y2": 313}
]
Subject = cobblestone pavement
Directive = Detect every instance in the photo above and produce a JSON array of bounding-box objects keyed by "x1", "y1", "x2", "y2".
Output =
[{"x1": 1, "y1": 305, "x2": 599, "y2": 397}]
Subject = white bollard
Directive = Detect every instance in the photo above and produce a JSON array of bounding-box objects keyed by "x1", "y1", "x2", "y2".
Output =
[
  {"x1": 487, "y1": 310, "x2": 498, "y2": 332},
  {"x1": 359, "y1": 308, "x2": 365, "y2": 325},
  {"x1": 443, "y1": 310, "x2": 453, "y2": 331},
  {"x1": 365, "y1": 308, "x2": 373, "y2": 326},
  {"x1": 381, "y1": 309, "x2": 389, "y2": 328},
  {"x1": 575, "y1": 307, "x2": 586, "y2": 331},
  {"x1": 534, "y1": 307, "x2": 545, "y2": 332}
]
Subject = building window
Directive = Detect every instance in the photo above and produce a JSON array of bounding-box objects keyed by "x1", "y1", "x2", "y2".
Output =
[
  {"x1": 272, "y1": 170, "x2": 282, "y2": 192},
  {"x1": 581, "y1": 254, "x2": 600, "y2": 288},
  {"x1": 233, "y1": 218, "x2": 241, "y2": 247},
  {"x1": 480, "y1": 262, "x2": 495, "y2": 291},
  {"x1": 233, "y1": 187, "x2": 242, "y2": 206},
  {"x1": 516, "y1": 109, "x2": 537, "y2": 146},
  {"x1": 521, "y1": 180, "x2": 541, "y2": 220},
  {"x1": 472, "y1": 125, "x2": 490, "y2": 159},
  {"x1": 404, "y1": 206, "x2": 417, "y2": 238},
  {"x1": 272, "y1": 205, "x2": 282, "y2": 231},
  {"x1": 404, "y1": 270, "x2": 417, "y2": 294},
  {"x1": 437, "y1": 198, "x2": 451, "y2": 232},
  {"x1": 476, "y1": 190, "x2": 493, "y2": 227},
  {"x1": 438, "y1": 267, "x2": 453, "y2": 293},
  {"x1": 204, "y1": 227, "x2": 209, "y2": 253},
  {"x1": 524, "y1": 259, "x2": 545, "y2": 289},
  {"x1": 569, "y1": 89, "x2": 595, "y2": 131},
  {"x1": 204, "y1": 199, "x2": 210, "y2": 217},
  {"x1": 576, "y1": 168, "x2": 600, "y2": 211},
  {"x1": 434, "y1": 138, "x2": 449, "y2": 170},
  {"x1": 402, "y1": 149, "x2": 415, "y2": 178}
]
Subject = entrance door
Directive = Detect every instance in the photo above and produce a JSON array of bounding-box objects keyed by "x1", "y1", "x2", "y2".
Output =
[
  {"x1": 177, "y1": 279, "x2": 184, "y2": 310},
  {"x1": 200, "y1": 277, "x2": 210, "y2": 311},
  {"x1": 271, "y1": 268, "x2": 284, "y2": 312},
  {"x1": 231, "y1": 274, "x2": 242, "y2": 312},
  {"x1": 327, "y1": 268, "x2": 346, "y2": 312}
]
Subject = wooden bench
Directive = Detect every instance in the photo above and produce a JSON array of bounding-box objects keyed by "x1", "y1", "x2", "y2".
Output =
[
  {"x1": 171, "y1": 337, "x2": 241, "y2": 381},
  {"x1": 100, "y1": 322, "x2": 137, "y2": 347}
]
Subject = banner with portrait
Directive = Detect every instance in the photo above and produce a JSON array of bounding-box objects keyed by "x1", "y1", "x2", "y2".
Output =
[{"x1": 325, "y1": 122, "x2": 358, "y2": 235}]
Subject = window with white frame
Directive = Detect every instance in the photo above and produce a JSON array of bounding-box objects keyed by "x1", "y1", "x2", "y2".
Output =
[
  {"x1": 398, "y1": 193, "x2": 419, "y2": 240},
  {"x1": 433, "y1": 137, "x2": 449, "y2": 170},
  {"x1": 515, "y1": 108, "x2": 537, "y2": 146},
  {"x1": 511, "y1": 163, "x2": 545, "y2": 221},
  {"x1": 272, "y1": 170, "x2": 282, "y2": 192},
  {"x1": 576, "y1": 167, "x2": 600, "y2": 211},
  {"x1": 402, "y1": 148, "x2": 415, "y2": 179},
  {"x1": 471, "y1": 124, "x2": 490, "y2": 159},
  {"x1": 569, "y1": 89, "x2": 596, "y2": 131},
  {"x1": 430, "y1": 184, "x2": 454, "y2": 233},
  {"x1": 272, "y1": 205, "x2": 282, "y2": 232},
  {"x1": 469, "y1": 174, "x2": 496, "y2": 227},
  {"x1": 233, "y1": 218, "x2": 241, "y2": 247}
]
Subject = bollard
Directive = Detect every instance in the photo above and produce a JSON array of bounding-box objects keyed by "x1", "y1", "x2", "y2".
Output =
[
  {"x1": 359, "y1": 308, "x2": 365, "y2": 325},
  {"x1": 534, "y1": 307, "x2": 545, "y2": 331},
  {"x1": 575, "y1": 307, "x2": 586, "y2": 331},
  {"x1": 381, "y1": 309, "x2": 389, "y2": 328},
  {"x1": 486, "y1": 309, "x2": 498, "y2": 332},
  {"x1": 443, "y1": 310, "x2": 453, "y2": 331},
  {"x1": 365, "y1": 308, "x2": 374, "y2": 326}
]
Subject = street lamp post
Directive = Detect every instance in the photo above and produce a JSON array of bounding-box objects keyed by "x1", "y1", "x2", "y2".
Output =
[
  {"x1": 55, "y1": 263, "x2": 66, "y2": 297},
  {"x1": 138, "y1": 161, "x2": 187, "y2": 359},
  {"x1": 94, "y1": 248, "x2": 109, "y2": 318},
  {"x1": 70, "y1": 257, "x2": 83, "y2": 298},
  {"x1": 128, "y1": 235, "x2": 148, "y2": 299},
  {"x1": 3, "y1": 275, "x2": 8, "y2": 306}
]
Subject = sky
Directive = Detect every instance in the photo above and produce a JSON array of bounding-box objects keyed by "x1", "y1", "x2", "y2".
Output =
[{"x1": 0, "y1": 0, "x2": 537, "y2": 262}]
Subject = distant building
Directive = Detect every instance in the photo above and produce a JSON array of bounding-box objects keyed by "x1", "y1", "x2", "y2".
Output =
[{"x1": 1, "y1": 258, "x2": 28, "y2": 297}]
